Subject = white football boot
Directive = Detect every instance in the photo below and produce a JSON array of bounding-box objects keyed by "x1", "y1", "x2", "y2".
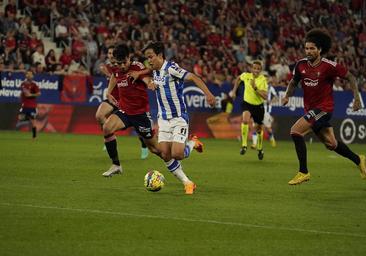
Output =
[{"x1": 102, "y1": 164, "x2": 123, "y2": 177}]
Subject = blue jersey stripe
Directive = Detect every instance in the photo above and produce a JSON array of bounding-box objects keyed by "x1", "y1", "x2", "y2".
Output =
[
  {"x1": 163, "y1": 62, "x2": 178, "y2": 118},
  {"x1": 174, "y1": 79, "x2": 186, "y2": 116},
  {"x1": 163, "y1": 74, "x2": 178, "y2": 118}
]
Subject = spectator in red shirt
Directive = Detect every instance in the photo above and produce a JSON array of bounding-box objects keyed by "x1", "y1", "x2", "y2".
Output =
[{"x1": 59, "y1": 47, "x2": 73, "y2": 68}]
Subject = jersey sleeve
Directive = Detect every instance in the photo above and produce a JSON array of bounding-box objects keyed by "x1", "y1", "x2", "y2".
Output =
[
  {"x1": 33, "y1": 83, "x2": 40, "y2": 93},
  {"x1": 333, "y1": 63, "x2": 348, "y2": 79},
  {"x1": 168, "y1": 62, "x2": 188, "y2": 80},
  {"x1": 131, "y1": 62, "x2": 150, "y2": 80},
  {"x1": 239, "y1": 72, "x2": 247, "y2": 82},
  {"x1": 258, "y1": 76, "x2": 268, "y2": 91}
]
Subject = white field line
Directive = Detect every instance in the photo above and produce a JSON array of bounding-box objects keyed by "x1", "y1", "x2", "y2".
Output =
[{"x1": 1, "y1": 202, "x2": 366, "y2": 238}]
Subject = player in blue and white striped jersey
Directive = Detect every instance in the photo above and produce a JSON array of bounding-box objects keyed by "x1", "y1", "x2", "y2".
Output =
[
  {"x1": 251, "y1": 84, "x2": 277, "y2": 148},
  {"x1": 143, "y1": 41, "x2": 215, "y2": 194}
]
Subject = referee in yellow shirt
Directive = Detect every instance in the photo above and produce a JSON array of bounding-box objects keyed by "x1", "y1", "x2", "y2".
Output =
[{"x1": 229, "y1": 60, "x2": 268, "y2": 160}]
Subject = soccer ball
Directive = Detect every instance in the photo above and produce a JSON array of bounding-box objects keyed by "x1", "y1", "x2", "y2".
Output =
[{"x1": 144, "y1": 170, "x2": 165, "y2": 192}]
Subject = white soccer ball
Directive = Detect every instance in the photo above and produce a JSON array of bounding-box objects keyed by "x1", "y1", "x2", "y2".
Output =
[{"x1": 144, "y1": 170, "x2": 165, "y2": 192}]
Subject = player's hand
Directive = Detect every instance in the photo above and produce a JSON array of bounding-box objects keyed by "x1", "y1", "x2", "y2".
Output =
[
  {"x1": 206, "y1": 93, "x2": 216, "y2": 107},
  {"x1": 229, "y1": 90, "x2": 236, "y2": 99},
  {"x1": 147, "y1": 80, "x2": 158, "y2": 90},
  {"x1": 282, "y1": 96, "x2": 289, "y2": 106},
  {"x1": 128, "y1": 71, "x2": 140, "y2": 83},
  {"x1": 107, "y1": 93, "x2": 118, "y2": 106},
  {"x1": 352, "y1": 97, "x2": 361, "y2": 111}
]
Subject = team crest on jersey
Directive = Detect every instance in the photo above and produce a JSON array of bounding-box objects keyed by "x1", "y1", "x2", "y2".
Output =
[{"x1": 303, "y1": 78, "x2": 318, "y2": 87}]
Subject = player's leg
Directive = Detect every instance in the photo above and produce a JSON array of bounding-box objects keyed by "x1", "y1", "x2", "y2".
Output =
[
  {"x1": 251, "y1": 104, "x2": 265, "y2": 160},
  {"x1": 159, "y1": 118, "x2": 195, "y2": 194},
  {"x1": 135, "y1": 116, "x2": 188, "y2": 186},
  {"x1": 138, "y1": 135, "x2": 149, "y2": 159},
  {"x1": 254, "y1": 123, "x2": 264, "y2": 160},
  {"x1": 251, "y1": 129, "x2": 257, "y2": 149},
  {"x1": 16, "y1": 108, "x2": 31, "y2": 130},
  {"x1": 30, "y1": 108, "x2": 37, "y2": 139},
  {"x1": 240, "y1": 110, "x2": 251, "y2": 155},
  {"x1": 101, "y1": 111, "x2": 127, "y2": 177},
  {"x1": 264, "y1": 112, "x2": 276, "y2": 147},
  {"x1": 96, "y1": 101, "x2": 116, "y2": 151},
  {"x1": 169, "y1": 117, "x2": 201, "y2": 159},
  {"x1": 316, "y1": 127, "x2": 365, "y2": 178},
  {"x1": 288, "y1": 116, "x2": 312, "y2": 185},
  {"x1": 30, "y1": 118, "x2": 37, "y2": 139},
  {"x1": 95, "y1": 101, "x2": 115, "y2": 127}
]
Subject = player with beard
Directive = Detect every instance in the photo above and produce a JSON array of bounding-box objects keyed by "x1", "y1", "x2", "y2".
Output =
[{"x1": 283, "y1": 28, "x2": 366, "y2": 185}]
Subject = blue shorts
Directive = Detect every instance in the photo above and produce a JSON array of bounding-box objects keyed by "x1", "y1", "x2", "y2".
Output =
[
  {"x1": 114, "y1": 111, "x2": 154, "y2": 139},
  {"x1": 303, "y1": 108, "x2": 332, "y2": 134},
  {"x1": 19, "y1": 107, "x2": 37, "y2": 120}
]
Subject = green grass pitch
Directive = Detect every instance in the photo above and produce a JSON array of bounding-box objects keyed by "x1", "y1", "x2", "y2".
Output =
[{"x1": 0, "y1": 131, "x2": 366, "y2": 256}]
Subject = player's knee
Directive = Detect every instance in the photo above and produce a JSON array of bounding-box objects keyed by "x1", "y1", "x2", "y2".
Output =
[
  {"x1": 147, "y1": 144, "x2": 160, "y2": 156},
  {"x1": 325, "y1": 141, "x2": 337, "y2": 150},
  {"x1": 171, "y1": 152, "x2": 184, "y2": 160},
  {"x1": 102, "y1": 123, "x2": 113, "y2": 135},
  {"x1": 161, "y1": 153, "x2": 171, "y2": 162},
  {"x1": 95, "y1": 112, "x2": 104, "y2": 124}
]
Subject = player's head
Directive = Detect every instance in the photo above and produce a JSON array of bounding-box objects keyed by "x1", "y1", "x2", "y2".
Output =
[
  {"x1": 305, "y1": 28, "x2": 332, "y2": 61},
  {"x1": 113, "y1": 44, "x2": 131, "y2": 72},
  {"x1": 251, "y1": 60, "x2": 263, "y2": 76},
  {"x1": 107, "y1": 46, "x2": 115, "y2": 63},
  {"x1": 25, "y1": 69, "x2": 34, "y2": 80},
  {"x1": 142, "y1": 41, "x2": 165, "y2": 70}
]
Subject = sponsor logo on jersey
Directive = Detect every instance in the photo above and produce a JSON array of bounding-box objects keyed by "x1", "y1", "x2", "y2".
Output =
[{"x1": 303, "y1": 78, "x2": 318, "y2": 87}]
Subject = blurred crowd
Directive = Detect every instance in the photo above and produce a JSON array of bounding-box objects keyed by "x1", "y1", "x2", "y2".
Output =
[{"x1": 1, "y1": 0, "x2": 366, "y2": 92}]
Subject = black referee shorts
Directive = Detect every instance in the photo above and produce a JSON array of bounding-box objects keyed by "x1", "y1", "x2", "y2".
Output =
[{"x1": 241, "y1": 101, "x2": 265, "y2": 125}]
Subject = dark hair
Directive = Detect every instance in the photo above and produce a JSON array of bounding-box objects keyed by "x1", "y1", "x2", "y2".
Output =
[
  {"x1": 305, "y1": 28, "x2": 332, "y2": 54},
  {"x1": 142, "y1": 41, "x2": 165, "y2": 57},
  {"x1": 252, "y1": 60, "x2": 263, "y2": 67},
  {"x1": 113, "y1": 44, "x2": 130, "y2": 62}
]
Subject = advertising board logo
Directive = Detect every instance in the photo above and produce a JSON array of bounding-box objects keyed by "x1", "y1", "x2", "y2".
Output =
[
  {"x1": 183, "y1": 86, "x2": 221, "y2": 109},
  {"x1": 89, "y1": 81, "x2": 104, "y2": 103},
  {"x1": 346, "y1": 95, "x2": 366, "y2": 116},
  {"x1": 340, "y1": 118, "x2": 356, "y2": 144}
]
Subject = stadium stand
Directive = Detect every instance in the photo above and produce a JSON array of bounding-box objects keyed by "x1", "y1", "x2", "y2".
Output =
[{"x1": 0, "y1": 0, "x2": 365, "y2": 91}]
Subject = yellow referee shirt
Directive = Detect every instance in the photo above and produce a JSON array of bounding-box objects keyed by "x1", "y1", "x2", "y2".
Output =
[{"x1": 239, "y1": 72, "x2": 268, "y2": 105}]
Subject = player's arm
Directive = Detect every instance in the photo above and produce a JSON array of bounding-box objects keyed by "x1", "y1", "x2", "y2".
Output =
[
  {"x1": 185, "y1": 72, "x2": 216, "y2": 107},
  {"x1": 251, "y1": 80, "x2": 267, "y2": 100},
  {"x1": 141, "y1": 76, "x2": 158, "y2": 91},
  {"x1": 31, "y1": 90, "x2": 41, "y2": 98},
  {"x1": 128, "y1": 68, "x2": 152, "y2": 83},
  {"x1": 106, "y1": 74, "x2": 118, "y2": 105},
  {"x1": 229, "y1": 75, "x2": 242, "y2": 99},
  {"x1": 99, "y1": 64, "x2": 112, "y2": 78},
  {"x1": 283, "y1": 79, "x2": 297, "y2": 105},
  {"x1": 344, "y1": 71, "x2": 362, "y2": 111}
]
